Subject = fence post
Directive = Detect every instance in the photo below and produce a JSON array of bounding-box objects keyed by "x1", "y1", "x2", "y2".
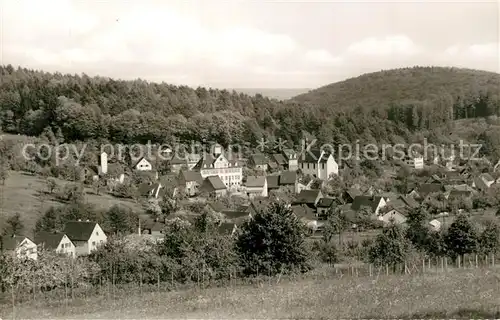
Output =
[
  {"x1": 493, "y1": 253, "x2": 495, "y2": 267},
  {"x1": 428, "y1": 258, "x2": 431, "y2": 270},
  {"x1": 441, "y1": 257, "x2": 444, "y2": 272},
  {"x1": 475, "y1": 254, "x2": 478, "y2": 268},
  {"x1": 458, "y1": 255, "x2": 461, "y2": 268},
  {"x1": 422, "y1": 258, "x2": 425, "y2": 274},
  {"x1": 157, "y1": 273, "x2": 160, "y2": 292},
  {"x1": 369, "y1": 264, "x2": 372, "y2": 277},
  {"x1": 385, "y1": 264, "x2": 389, "y2": 276}
]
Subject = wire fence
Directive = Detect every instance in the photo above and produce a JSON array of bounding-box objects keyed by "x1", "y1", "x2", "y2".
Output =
[{"x1": 1, "y1": 252, "x2": 498, "y2": 317}]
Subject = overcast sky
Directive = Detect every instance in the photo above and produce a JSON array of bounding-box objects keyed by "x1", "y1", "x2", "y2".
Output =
[{"x1": 1, "y1": 0, "x2": 498, "y2": 88}]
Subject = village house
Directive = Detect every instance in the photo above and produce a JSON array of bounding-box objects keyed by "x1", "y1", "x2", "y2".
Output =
[
  {"x1": 199, "y1": 175, "x2": 228, "y2": 198},
  {"x1": 0, "y1": 235, "x2": 38, "y2": 260},
  {"x1": 342, "y1": 187, "x2": 363, "y2": 203},
  {"x1": 34, "y1": 232, "x2": 76, "y2": 258},
  {"x1": 291, "y1": 204, "x2": 324, "y2": 234},
  {"x1": 351, "y1": 195, "x2": 387, "y2": 215},
  {"x1": 298, "y1": 149, "x2": 338, "y2": 180},
  {"x1": 63, "y1": 221, "x2": 107, "y2": 256},
  {"x1": 141, "y1": 221, "x2": 166, "y2": 241},
  {"x1": 249, "y1": 154, "x2": 269, "y2": 171},
  {"x1": 294, "y1": 189, "x2": 323, "y2": 210},
  {"x1": 269, "y1": 153, "x2": 288, "y2": 171},
  {"x1": 378, "y1": 209, "x2": 407, "y2": 225},
  {"x1": 218, "y1": 222, "x2": 238, "y2": 236},
  {"x1": 192, "y1": 150, "x2": 242, "y2": 191},
  {"x1": 245, "y1": 175, "x2": 268, "y2": 198},
  {"x1": 138, "y1": 181, "x2": 163, "y2": 199},
  {"x1": 178, "y1": 170, "x2": 203, "y2": 196},
  {"x1": 316, "y1": 197, "x2": 336, "y2": 216},
  {"x1": 405, "y1": 155, "x2": 424, "y2": 170}
]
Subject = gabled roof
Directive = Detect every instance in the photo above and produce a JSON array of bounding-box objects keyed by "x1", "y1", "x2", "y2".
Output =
[
  {"x1": 299, "y1": 149, "x2": 323, "y2": 163},
  {"x1": 351, "y1": 196, "x2": 384, "y2": 213},
  {"x1": 246, "y1": 175, "x2": 266, "y2": 188},
  {"x1": 206, "y1": 201, "x2": 229, "y2": 213},
  {"x1": 63, "y1": 221, "x2": 97, "y2": 241},
  {"x1": 34, "y1": 232, "x2": 68, "y2": 250},
  {"x1": 0, "y1": 235, "x2": 30, "y2": 251},
  {"x1": 448, "y1": 190, "x2": 473, "y2": 198},
  {"x1": 271, "y1": 153, "x2": 287, "y2": 165},
  {"x1": 417, "y1": 183, "x2": 444, "y2": 195},
  {"x1": 204, "y1": 176, "x2": 226, "y2": 190},
  {"x1": 279, "y1": 171, "x2": 297, "y2": 185},
  {"x1": 400, "y1": 195, "x2": 419, "y2": 209},
  {"x1": 250, "y1": 154, "x2": 268, "y2": 165},
  {"x1": 316, "y1": 197, "x2": 335, "y2": 208},
  {"x1": 179, "y1": 170, "x2": 203, "y2": 183},
  {"x1": 295, "y1": 190, "x2": 321, "y2": 205},
  {"x1": 138, "y1": 182, "x2": 160, "y2": 196},
  {"x1": 291, "y1": 204, "x2": 316, "y2": 221},
  {"x1": 344, "y1": 188, "x2": 362, "y2": 200},
  {"x1": 266, "y1": 175, "x2": 280, "y2": 189},
  {"x1": 133, "y1": 156, "x2": 154, "y2": 168}
]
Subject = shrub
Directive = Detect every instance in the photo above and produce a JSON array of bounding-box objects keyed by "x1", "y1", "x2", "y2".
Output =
[{"x1": 236, "y1": 201, "x2": 312, "y2": 276}]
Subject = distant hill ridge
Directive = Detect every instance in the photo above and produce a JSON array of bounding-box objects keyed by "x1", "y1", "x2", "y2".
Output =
[
  {"x1": 232, "y1": 88, "x2": 310, "y2": 100},
  {"x1": 290, "y1": 66, "x2": 500, "y2": 111}
]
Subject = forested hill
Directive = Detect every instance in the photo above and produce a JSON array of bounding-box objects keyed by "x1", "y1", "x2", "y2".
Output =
[
  {"x1": 1, "y1": 65, "x2": 500, "y2": 154},
  {"x1": 291, "y1": 67, "x2": 500, "y2": 113}
]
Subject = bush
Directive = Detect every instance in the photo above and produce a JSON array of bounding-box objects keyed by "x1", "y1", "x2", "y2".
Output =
[{"x1": 236, "y1": 201, "x2": 312, "y2": 276}]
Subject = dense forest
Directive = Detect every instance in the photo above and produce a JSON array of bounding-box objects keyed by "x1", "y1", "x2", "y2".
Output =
[{"x1": 0, "y1": 65, "x2": 500, "y2": 153}]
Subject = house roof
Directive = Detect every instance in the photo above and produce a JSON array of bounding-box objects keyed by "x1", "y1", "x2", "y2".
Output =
[
  {"x1": 63, "y1": 221, "x2": 97, "y2": 241},
  {"x1": 345, "y1": 188, "x2": 362, "y2": 200},
  {"x1": 250, "y1": 154, "x2": 268, "y2": 165},
  {"x1": 279, "y1": 171, "x2": 297, "y2": 185},
  {"x1": 204, "y1": 175, "x2": 227, "y2": 190},
  {"x1": 34, "y1": 232, "x2": 67, "y2": 250},
  {"x1": 291, "y1": 204, "x2": 316, "y2": 221},
  {"x1": 180, "y1": 170, "x2": 203, "y2": 183},
  {"x1": 207, "y1": 201, "x2": 229, "y2": 213},
  {"x1": 448, "y1": 190, "x2": 473, "y2": 198},
  {"x1": 400, "y1": 195, "x2": 419, "y2": 208},
  {"x1": 295, "y1": 190, "x2": 321, "y2": 205},
  {"x1": 417, "y1": 183, "x2": 444, "y2": 195},
  {"x1": 316, "y1": 197, "x2": 335, "y2": 208},
  {"x1": 193, "y1": 153, "x2": 240, "y2": 170},
  {"x1": 246, "y1": 175, "x2": 266, "y2": 188},
  {"x1": 299, "y1": 149, "x2": 324, "y2": 163},
  {"x1": 138, "y1": 182, "x2": 157, "y2": 195},
  {"x1": 266, "y1": 175, "x2": 280, "y2": 189},
  {"x1": 351, "y1": 196, "x2": 384, "y2": 212},
  {"x1": 223, "y1": 210, "x2": 251, "y2": 223},
  {"x1": 271, "y1": 153, "x2": 287, "y2": 165},
  {"x1": 133, "y1": 157, "x2": 154, "y2": 169},
  {"x1": 0, "y1": 235, "x2": 29, "y2": 251}
]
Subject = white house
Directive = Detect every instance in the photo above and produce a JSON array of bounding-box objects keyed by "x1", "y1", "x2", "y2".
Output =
[
  {"x1": 429, "y1": 219, "x2": 442, "y2": 231},
  {"x1": 245, "y1": 176, "x2": 268, "y2": 198},
  {"x1": 192, "y1": 151, "x2": 242, "y2": 191},
  {"x1": 134, "y1": 157, "x2": 153, "y2": 171},
  {"x1": 351, "y1": 196, "x2": 387, "y2": 215},
  {"x1": 298, "y1": 149, "x2": 338, "y2": 180},
  {"x1": 63, "y1": 221, "x2": 107, "y2": 256},
  {"x1": 378, "y1": 209, "x2": 407, "y2": 225},
  {"x1": 178, "y1": 170, "x2": 203, "y2": 196},
  {"x1": 406, "y1": 156, "x2": 424, "y2": 170},
  {"x1": 1, "y1": 235, "x2": 38, "y2": 260},
  {"x1": 34, "y1": 232, "x2": 76, "y2": 258}
]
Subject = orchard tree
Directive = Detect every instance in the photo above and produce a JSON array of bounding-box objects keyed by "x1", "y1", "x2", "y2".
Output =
[
  {"x1": 444, "y1": 213, "x2": 478, "y2": 260},
  {"x1": 368, "y1": 223, "x2": 412, "y2": 271},
  {"x1": 2, "y1": 213, "x2": 24, "y2": 236},
  {"x1": 479, "y1": 219, "x2": 500, "y2": 255},
  {"x1": 236, "y1": 201, "x2": 311, "y2": 276}
]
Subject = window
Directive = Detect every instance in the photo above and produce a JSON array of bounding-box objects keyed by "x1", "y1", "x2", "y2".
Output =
[
  {"x1": 96, "y1": 231, "x2": 99, "y2": 236},
  {"x1": 322, "y1": 163, "x2": 325, "y2": 169},
  {"x1": 92, "y1": 241, "x2": 96, "y2": 246}
]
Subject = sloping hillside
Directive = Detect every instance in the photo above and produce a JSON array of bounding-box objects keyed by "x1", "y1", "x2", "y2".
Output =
[{"x1": 291, "y1": 66, "x2": 500, "y2": 112}]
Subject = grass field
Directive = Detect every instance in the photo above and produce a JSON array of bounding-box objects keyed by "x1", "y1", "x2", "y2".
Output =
[
  {"x1": 0, "y1": 171, "x2": 143, "y2": 236},
  {"x1": 2, "y1": 267, "x2": 500, "y2": 319}
]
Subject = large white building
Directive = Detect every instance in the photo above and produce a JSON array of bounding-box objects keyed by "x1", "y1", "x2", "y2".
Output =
[
  {"x1": 192, "y1": 149, "x2": 243, "y2": 191},
  {"x1": 298, "y1": 149, "x2": 338, "y2": 180},
  {"x1": 63, "y1": 221, "x2": 107, "y2": 256}
]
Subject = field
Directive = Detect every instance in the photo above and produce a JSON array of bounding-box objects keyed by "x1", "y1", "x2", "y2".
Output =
[
  {"x1": 2, "y1": 266, "x2": 500, "y2": 319},
  {"x1": 0, "y1": 171, "x2": 143, "y2": 235}
]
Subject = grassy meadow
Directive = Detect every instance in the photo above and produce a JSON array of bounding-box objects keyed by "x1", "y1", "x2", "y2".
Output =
[
  {"x1": 2, "y1": 266, "x2": 500, "y2": 319},
  {"x1": 0, "y1": 171, "x2": 143, "y2": 235}
]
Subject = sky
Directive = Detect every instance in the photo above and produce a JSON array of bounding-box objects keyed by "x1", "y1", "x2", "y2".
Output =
[{"x1": 0, "y1": 0, "x2": 499, "y2": 89}]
